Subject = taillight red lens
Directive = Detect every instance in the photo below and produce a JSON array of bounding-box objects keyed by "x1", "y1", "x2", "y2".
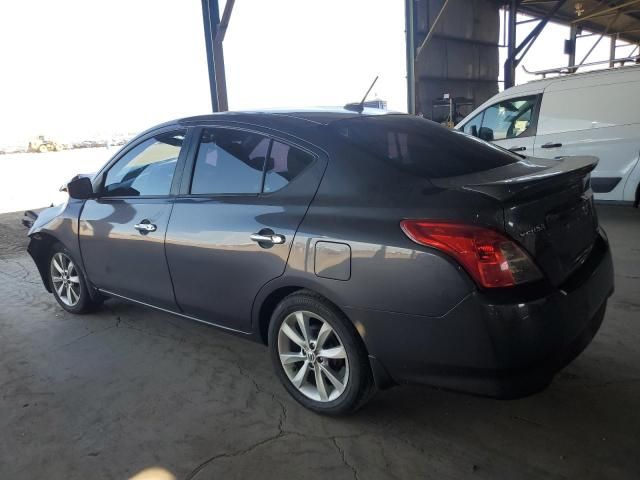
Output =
[{"x1": 400, "y1": 220, "x2": 542, "y2": 288}]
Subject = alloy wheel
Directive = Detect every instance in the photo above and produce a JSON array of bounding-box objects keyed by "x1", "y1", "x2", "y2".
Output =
[
  {"x1": 277, "y1": 310, "x2": 349, "y2": 402},
  {"x1": 50, "y1": 252, "x2": 81, "y2": 307}
]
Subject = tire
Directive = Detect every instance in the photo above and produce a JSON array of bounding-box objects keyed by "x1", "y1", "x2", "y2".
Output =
[
  {"x1": 268, "y1": 290, "x2": 375, "y2": 415},
  {"x1": 48, "y1": 243, "x2": 100, "y2": 314},
  {"x1": 38, "y1": 144, "x2": 48, "y2": 153}
]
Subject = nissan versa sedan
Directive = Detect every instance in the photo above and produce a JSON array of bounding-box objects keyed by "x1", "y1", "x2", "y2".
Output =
[{"x1": 27, "y1": 108, "x2": 614, "y2": 415}]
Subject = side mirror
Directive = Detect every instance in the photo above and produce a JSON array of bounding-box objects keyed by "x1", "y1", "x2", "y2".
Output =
[
  {"x1": 67, "y1": 176, "x2": 94, "y2": 199},
  {"x1": 478, "y1": 127, "x2": 494, "y2": 142}
]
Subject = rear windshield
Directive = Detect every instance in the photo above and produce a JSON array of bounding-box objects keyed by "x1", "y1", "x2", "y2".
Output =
[{"x1": 329, "y1": 114, "x2": 520, "y2": 179}]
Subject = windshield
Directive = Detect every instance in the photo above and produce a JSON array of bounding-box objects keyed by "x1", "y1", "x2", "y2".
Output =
[{"x1": 329, "y1": 114, "x2": 521, "y2": 179}]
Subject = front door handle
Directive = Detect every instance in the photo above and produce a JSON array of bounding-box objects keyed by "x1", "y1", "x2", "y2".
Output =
[
  {"x1": 134, "y1": 222, "x2": 157, "y2": 233},
  {"x1": 250, "y1": 233, "x2": 286, "y2": 245},
  {"x1": 541, "y1": 142, "x2": 562, "y2": 149},
  {"x1": 508, "y1": 146, "x2": 526, "y2": 152}
]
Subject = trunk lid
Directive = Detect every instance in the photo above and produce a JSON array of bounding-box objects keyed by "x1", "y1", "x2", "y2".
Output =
[{"x1": 433, "y1": 156, "x2": 599, "y2": 286}]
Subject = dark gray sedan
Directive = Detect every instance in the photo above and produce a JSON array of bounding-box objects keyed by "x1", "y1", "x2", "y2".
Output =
[{"x1": 27, "y1": 109, "x2": 614, "y2": 415}]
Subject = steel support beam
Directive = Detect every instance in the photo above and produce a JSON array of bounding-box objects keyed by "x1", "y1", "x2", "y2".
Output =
[
  {"x1": 577, "y1": 11, "x2": 620, "y2": 66},
  {"x1": 202, "y1": 0, "x2": 220, "y2": 112},
  {"x1": 201, "y1": 0, "x2": 231, "y2": 112},
  {"x1": 504, "y1": 0, "x2": 566, "y2": 88},
  {"x1": 572, "y1": 0, "x2": 640, "y2": 24},
  {"x1": 504, "y1": 0, "x2": 519, "y2": 89},
  {"x1": 568, "y1": 24, "x2": 577, "y2": 68},
  {"x1": 415, "y1": 0, "x2": 452, "y2": 60},
  {"x1": 405, "y1": 0, "x2": 416, "y2": 114}
]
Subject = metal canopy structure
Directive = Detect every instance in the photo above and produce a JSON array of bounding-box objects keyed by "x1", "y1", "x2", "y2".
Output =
[
  {"x1": 504, "y1": 0, "x2": 640, "y2": 87},
  {"x1": 406, "y1": 0, "x2": 640, "y2": 114},
  {"x1": 198, "y1": 1, "x2": 640, "y2": 114},
  {"x1": 519, "y1": 0, "x2": 640, "y2": 44}
]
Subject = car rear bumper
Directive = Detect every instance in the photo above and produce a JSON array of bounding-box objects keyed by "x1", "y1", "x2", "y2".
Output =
[{"x1": 345, "y1": 231, "x2": 614, "y2": 398}]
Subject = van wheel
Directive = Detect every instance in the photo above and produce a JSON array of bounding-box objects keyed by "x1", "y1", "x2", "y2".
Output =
[
  {"x1": 268, "y1": 291, "x2": 374, "y2": 415},
  {"x1": 48, "y1": 243, "x2": 100, "y2": 314}
]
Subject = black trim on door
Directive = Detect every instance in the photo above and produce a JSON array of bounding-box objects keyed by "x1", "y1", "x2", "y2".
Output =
[{"x1": 591, "y1": 177, "x2": 622, "y2": 193}]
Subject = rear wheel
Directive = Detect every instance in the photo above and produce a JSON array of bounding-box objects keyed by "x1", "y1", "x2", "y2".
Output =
[
  {"x1": 38, "y1": 144, "x2": 48, "y2": 153},
  {"x1": 268, "y1": 291, "x2": 374, "y2": 415},
  {"x1": 49, "y1": 244, "x2": 100, "y2": 314}
]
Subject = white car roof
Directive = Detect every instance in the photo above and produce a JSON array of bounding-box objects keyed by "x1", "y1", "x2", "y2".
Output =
[{"x1": 458, "y1": 64, "x2": 640, "y2": 127}]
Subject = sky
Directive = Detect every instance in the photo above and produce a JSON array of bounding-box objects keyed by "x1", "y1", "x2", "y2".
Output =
[{"x1": 0, "y1": 0, "x2": 636, "y2": 146}]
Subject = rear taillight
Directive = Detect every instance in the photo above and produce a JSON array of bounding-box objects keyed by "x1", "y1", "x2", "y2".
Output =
[{"x1": 400, "y1": 220, "x2": 542, "y2": 288}]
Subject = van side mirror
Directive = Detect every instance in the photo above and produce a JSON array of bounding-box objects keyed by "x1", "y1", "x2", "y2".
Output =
[
  {"x1": 67, "y1": 176, "x2": 94, "y2": 199},
  {"x1": 478, "y1": 127, "x2": 494, "y2": 142}
]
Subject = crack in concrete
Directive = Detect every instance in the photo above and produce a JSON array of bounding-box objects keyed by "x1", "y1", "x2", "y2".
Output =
[
  {"x1": 332, "y1": 437, "x2": 360, "y2": 480},
  {"x1": 54, "y1": 324, "x2": 117, "y2": 351},
  {"x1": 184, "y1": 431, "x2": 287, "y2": 480}
]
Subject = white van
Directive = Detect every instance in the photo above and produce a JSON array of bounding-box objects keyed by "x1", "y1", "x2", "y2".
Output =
[{"x1": 456, "y1": 65, "x2": 640, "y2": 205}]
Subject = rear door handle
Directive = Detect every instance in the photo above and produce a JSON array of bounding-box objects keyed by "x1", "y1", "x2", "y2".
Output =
[
  {"x1": 134, "y1": 222, "x2": 157, "y2": 233},
  {"x1": 541, "y1": 142, "x2": 562, "y2": 149},
  {"x1": 250, "y1": 233, "x2": 286, "y2": 245},
  {"x1": 508, "y1": 146, "x2": 526, "y2": 152}
]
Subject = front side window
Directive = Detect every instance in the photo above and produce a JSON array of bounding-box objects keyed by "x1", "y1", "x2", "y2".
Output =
[
  {"x1": 190, "y1": 128, "x2": 315, "y2": 195},
  {"x1": 102, "y1": 131, "x2": 184, "y2": 197},
  {"x1": 478, "y1": 96, "x2": 538, "y2": 141}
]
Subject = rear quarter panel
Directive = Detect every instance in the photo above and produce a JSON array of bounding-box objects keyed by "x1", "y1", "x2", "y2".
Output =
[{"x1": 264, "y1": 138, "x2": 506, "y2": 323}]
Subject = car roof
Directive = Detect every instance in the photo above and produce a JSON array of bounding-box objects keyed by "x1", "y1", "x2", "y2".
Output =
[
  {"x1": 129, "y1": 107, "x2": 400, "y2": 151},
  {"x1": 177, "y1": 107, "x2": 395, "y2": 126}
]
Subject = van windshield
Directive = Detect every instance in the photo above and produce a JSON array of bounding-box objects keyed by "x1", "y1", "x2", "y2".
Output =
[{"x1": 329, "y1": 114, "x2": 521, "y2": 179}]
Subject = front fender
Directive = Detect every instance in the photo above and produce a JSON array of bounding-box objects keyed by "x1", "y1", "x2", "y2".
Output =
[{"x1": 27, "y1": 200, "x2": 86, "y2": 293}]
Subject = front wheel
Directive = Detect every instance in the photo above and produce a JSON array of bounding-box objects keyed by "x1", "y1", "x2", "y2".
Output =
[
  {"x1": 268, "y1": 291, "x2": 374, "y2": 415},
  {"x1": 49, "y1": 244, "x2": 100, "y2": 314}
]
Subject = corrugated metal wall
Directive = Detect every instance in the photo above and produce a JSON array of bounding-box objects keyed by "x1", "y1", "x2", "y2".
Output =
[{"x1": 413, "y1": 0, "x2": 501, "y2": 121}]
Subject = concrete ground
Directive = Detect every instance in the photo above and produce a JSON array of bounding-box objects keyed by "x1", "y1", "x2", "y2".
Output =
[{"x1": 1, "y1": 205, "x2": 639, "y2": 480}]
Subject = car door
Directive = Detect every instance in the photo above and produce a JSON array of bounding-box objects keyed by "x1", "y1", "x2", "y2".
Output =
[
  {"x1": 462, "y1": 95, "x2": 540, "y2": 155},
  {"x1": 164, "y1": 125, "x2": 326, "y2": 332},
  {"x1": 79, "y1": 128, "x2": 188, "y2": 309}
]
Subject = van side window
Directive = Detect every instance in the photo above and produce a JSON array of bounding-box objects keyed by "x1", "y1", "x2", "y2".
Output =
[
  {"x1": 478, "y1": 96, "x2": 538, "y2": 141},
  {"x1": 461, "y1": 113, "x2": 483, "y2": 137}
]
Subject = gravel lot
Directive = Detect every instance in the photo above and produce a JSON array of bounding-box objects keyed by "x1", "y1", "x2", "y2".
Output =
[{"x1": 0, "y1": 205, "x2": 639, "y2": 480}]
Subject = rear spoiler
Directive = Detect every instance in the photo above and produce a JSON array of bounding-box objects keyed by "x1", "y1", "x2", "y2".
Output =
[{"x1": 433, "y1": 156, "x2": 598, "y2": 202}]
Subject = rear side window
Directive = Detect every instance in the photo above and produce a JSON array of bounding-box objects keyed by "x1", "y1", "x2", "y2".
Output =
[
  {"x1": 263, "y1": 141, "x2": 314, "y2": 193},
  {"x1": 191, "y1": 129, "x2": 268, "y2": 194},
  {"x1": 330, "y1": 115, "x2": 520, "y2": 179},
  {"x1": 190, "y1": 128, "x2": 314, "y2": 195}
]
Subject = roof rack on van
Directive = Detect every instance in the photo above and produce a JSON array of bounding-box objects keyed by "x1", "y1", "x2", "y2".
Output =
[{"x1": 523, "y1": 55, "x2": 640, "y2": 78}]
